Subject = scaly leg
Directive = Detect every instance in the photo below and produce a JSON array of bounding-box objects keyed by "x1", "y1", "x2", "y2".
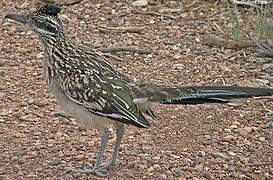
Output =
[
  {"x1": 100, "y1": 124, "x2": 125, "y2": 168},
  {"x1": 70, "y1": 129, "x2": 110, "y2": 176}
]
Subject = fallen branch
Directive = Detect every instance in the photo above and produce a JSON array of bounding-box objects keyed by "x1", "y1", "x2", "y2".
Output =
[
  {"x1": 159, "y1": 9, "x2": 182, "y2": 13},
  {"x1": 209, "y1": 161, "x2": 273, "y2": 166},
  {"x1": 247, "y1": 33, "x2": 273, "y2": 58},
  {"x1": 96, "y1": 46, "x2": 151, "y2": 54},
  {"x1": 101, "y1": 54, "x2": 124, "y2": 62},
  {"x1": 38, "y1": 0, "x2": 83, "y2": 5},
  {"x1": 98, "y1": 25, "x2": 145, "y2": 33},
  {"x1": 203, "y1": 35, "x2": 270, "y2": 49},
  {"x1": 229, "y1": 0, "x2": 272, "y2": 8},
  {"x1": 135, "y1": 11, "x2": 177, "y2": 19}
]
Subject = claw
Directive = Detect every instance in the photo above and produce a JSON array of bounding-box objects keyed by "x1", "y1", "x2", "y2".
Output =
[
  {"x1": 100, "y1": 160, "x2": 121, "y2": 169},
  {"x1": 69, "y1": 167, "x2": 109, "y2": 177}
]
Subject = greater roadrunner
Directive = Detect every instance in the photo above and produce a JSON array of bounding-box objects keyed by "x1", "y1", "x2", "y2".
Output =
[{"x1": 6, "y1": 5, "x2": 273, "y2": 176}]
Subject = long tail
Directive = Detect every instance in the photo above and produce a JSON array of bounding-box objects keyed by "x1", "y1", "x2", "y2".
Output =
[{"x1": 132, "y1": 84, "x2": 273, "y2": 118}]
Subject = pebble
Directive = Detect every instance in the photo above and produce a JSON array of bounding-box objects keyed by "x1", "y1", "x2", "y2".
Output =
[
  {"x1": 153, "y1": 164, "x2": 161, "y2": 170},
  {"x1": 149, "y1": 20, "x2": 155, "y2": 24},
  {"x1": 55, "y1": 132, "x2": 63, "y2": 138},
  {"x1": 152, "y1": 156, "x2": 160, "y2": 160},
  {"x1": 131, "y1": 0, "x2": 148, "y2": 7},
  {"x1": 243, "y1": 127, "x2": 252, "y2": 133},
  {"x1": 78, "y1": 136, "x2": 87, "y2": 143},
  {"x1": 211, "y1": 152, "x2": 228, "y2": 160},
  {"x1": 171, "y1": 168, "x2": 183, "y2": 177},
  {"x1": 19, "y1": 114, "x2": 35, "y2": 122},
  {"x1": 0, "y1": 60, "x2": 6, "y2": 67},
  {"x1": 36, "y1": 52, "x2": 44, "y2": 58},
  {"x1": 259, "y1": 136, "x2": 266, "y2": 142},
  {"x1": 230, "y1": 125, "x2": 238, "y2": 129},
  {"x1": 239, "y1": 174, "x2": 248, "y2": 179},
  {"x1": 228, "y1": 151, "x2": 236, "y2": 156},
  {"x1": 262, "y1": 63, "x2": 273, "y2": 70},
  {"x1": 147, "y1": 166, "x2": 154, "y2": 172},
  {"x1": 25, "y1": 173, "x2": 37, "y2": 179},
  {"x1": 196, "y1": 165, "x2": 204, "y2": 172},
  {"x1": 198, "y1": 151, "x2": 206, "y2": 157},
  {"x1": 224, "y1": 128, "x2": 231, "y2": 133},
  {"x1": 75, "y1": 154, "x2": 84, "y2": 159},
  {"x1": 159, "y1": 174, "x2": 167, "y2": 179},
  {"x1": 224, "y1": 135, "x2": 236, "y2": 140}
]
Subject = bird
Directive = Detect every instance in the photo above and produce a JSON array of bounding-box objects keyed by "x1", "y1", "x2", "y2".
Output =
[{"x1": 5, "y1": 4, "x2": 273, "y2": 176}]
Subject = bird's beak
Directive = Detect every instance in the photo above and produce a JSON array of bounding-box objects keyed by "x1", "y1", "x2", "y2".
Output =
[{"x1": 5, "y1": 14, "x2": 28, "y2": 25}]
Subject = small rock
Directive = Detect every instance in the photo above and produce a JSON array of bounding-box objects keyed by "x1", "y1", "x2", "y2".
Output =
[
  {"x1": 0, "y1": 60, "x2": 6, "y2": 67},
  {"x1": 25, "y1": 173, "x2": 37, "y2": 179},
  {"x1": 230, "y1": 124, "x2": 238, "y2": 129},
  {"x1": 147, "y1": 166, "x2": 154, "y2": 172},
  {"x1": 153, "y1": 164, "x2": 161, "y2": 170},
  {"x1": 172, "y1": 155, "x2": 180, "y2": 159},
  {"x1": 75, "y1": 154, "x2": 84, "y2": 159},
  {"x1": 152, "y1": 156, "x2": 160, "y2": 160},
  {"x1": 262, "y1": 63, "x2": 273, "y2": 70},
  {"x1": 131, "y1": 0, "x2": 148, "y2": 7},
  {"x1": 228, "y1": 151, "x2": 236, "y2": 156},
  {"x1": 253, "y1": 79, "x2": 269, "y2": 85},
  {"x1": 0, "y1": 175, "x2": 8, "y2": 179},
  {"x1": 78, "y1": 136, "x2": 87, "y2": 143},
  {"x1": 198, "y1": 151, "x2": 206, "y2": 157},
  {"x1": 224, "y1": 135, "x2": 236, "y2": 141},
  {"x1": 243, "y1": 127, "x2": 252, "y2": 133},
  {"x1": 149, "y1": 20, "x2": 155, "y2": 24},
  {"x1": 36, "y1": 52, "x2": 44, "y2": 59},
  {"x1": 260, "y1": 75, "x2": 273, "y2": 81},
  {"x1": 239, "y1": 174, "x2": 248, "y2": 179},
  {"x1": 259, "y1": 136, "x2": 266, "y2": 142},
  {"x1": 171, "y1": 168, "x2": 183, "y2": 177},
  {"x1": 19, "y1": 114, "x2": 35, "y2": 122},
  {"x1": 211, "y1": 152, "x2": 228, "y2": 160},
  {"x1": 159, "y1": 174, "x2": 167, "y2": 179},
  {"x1": 224, "y1": 128, "x2": 231, "y2": 133},
  {"x1": 196, "y1": 165, "x2": 204, "y2": 172}
]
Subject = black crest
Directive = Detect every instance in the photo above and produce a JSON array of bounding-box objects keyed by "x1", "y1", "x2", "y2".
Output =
[{"x1": 38, "y1": 5, "x2": 61, "y2": 16}]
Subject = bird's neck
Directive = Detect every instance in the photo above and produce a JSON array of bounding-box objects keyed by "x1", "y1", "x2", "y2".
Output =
[{"x1": 40, "y1": 32, "x2": 77, "y2": 56}]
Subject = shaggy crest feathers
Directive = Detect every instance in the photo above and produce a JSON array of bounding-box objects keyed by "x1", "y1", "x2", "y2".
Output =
[{"x1": 38, "y1": 5, "x2": 61, "y2": 16}]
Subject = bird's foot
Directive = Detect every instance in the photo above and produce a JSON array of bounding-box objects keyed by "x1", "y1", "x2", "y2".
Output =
[
  {"x1": 69, "y1": 167, "x2": 109, "y2": 177},
  {"x1": 100, "y1": 159, "x2": 122, "y2": 169}
]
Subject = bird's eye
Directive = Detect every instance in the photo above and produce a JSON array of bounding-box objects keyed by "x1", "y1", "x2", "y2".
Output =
[{"x1": 34, "y1": 18, "x2": 58, "y2": 34}]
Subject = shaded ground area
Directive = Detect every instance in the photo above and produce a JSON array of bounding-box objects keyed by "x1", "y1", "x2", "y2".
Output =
[{"x1": 0, "y1": 1, "x2": 272, "y2": 179}]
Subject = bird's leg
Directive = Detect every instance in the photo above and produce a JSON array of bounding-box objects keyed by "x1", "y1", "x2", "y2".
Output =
[
  {"x1": 100, "y1": 124, "x2": 125, "y2": 168},
  {"x1": 70, "y1": 129, "x2": 110, "y2": 176}
]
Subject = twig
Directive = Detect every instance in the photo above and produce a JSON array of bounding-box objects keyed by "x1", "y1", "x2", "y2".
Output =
[
  {"x1": 213, "y1": 22, "x2": 226, "y2": 34},
  {"x1": 0, "y1": 120, "x2": 11, "y2": 124},
  {"x1": 135, "y1": 11, "x2": 177, "y2": 19},
  {"x1": 159, "y1": 9, "x2": 182, "y2": 13},
  {"x1": 188, "y1": 11, "x2": 222, "y2": 21},
  {"x1": 202, "y1": 35, "x2": 270, "y2": 49},
  {"x1": 229, "y1": 0, "x2": 272, "y2": 8},
  {"x1": 38, "y1": 0, "x2": 83, "y2": 5},
  {"x1": 101, "y1": 54, "x2": 123, "y2": 62},
  {"x1": 97, "y1": 25, "x2": 145, "y2": 33},
  {"x1": 96, "y1": 46, "x2": 151, "y2": 54},
  {"x1": 247, "y1": 33, "x2": 273, "y2": 58},
  {"x1": 209, "y1": 161, "x2": 273, "y2": 166},
  {"x1": 259, "y1": 101, "x2": 273, "y2": 114}
]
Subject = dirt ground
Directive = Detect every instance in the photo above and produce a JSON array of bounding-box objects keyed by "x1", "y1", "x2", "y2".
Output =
[{"x1": 1, "y1": 0, "x2": 272, "y2": 179}]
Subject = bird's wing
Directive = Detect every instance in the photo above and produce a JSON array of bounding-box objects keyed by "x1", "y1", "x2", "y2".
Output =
[{"x1": 57, "y1": 56, "x2": 150, "y2": 128}]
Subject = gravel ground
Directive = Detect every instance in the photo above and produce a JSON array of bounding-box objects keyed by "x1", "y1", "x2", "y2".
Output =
[{"x1": 1, "y1": 1, "x2": 272, "y2": 179}]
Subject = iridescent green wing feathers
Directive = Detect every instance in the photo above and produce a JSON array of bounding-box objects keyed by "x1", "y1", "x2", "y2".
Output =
[{"x1": 59, "y1": 52, "x2": 150, "y2": 128}]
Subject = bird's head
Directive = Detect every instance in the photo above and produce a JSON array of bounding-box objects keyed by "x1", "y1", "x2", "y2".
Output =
[{"x1": 5, "y1": 5, "x2": 63, "y2": 37}]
